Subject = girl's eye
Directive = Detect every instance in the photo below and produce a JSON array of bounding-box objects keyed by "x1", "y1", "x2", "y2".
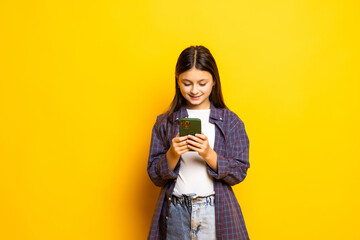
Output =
[
  {"x1": 199, "y1": 83, "x2": 207, "y2": 86},
  {"x1": 184, "y1": 83, "x2": 191, "y2": 86}
]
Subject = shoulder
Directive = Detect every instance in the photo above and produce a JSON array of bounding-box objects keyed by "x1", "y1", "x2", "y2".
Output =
[
  {"x1": 155, "y1": 112, "x2": 167, "y2": 126},
  {"x1": 222, "y1": 108, "x2": 245, "y2": 129},
  {"x1": 152, "y1": 112, "x2": 171, "y2": 136}
]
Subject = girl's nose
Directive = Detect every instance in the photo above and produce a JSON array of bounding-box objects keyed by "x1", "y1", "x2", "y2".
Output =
[{"x1": 191, "y1": 85, "x2": 199, "y2": 94}]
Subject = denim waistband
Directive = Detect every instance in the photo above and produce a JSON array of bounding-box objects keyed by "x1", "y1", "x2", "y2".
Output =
[{"x1": 171, "y1": 194, "x2": 215, "y2": 206}]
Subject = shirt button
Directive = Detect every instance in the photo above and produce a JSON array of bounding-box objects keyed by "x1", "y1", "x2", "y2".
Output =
[
  {"x1": 168, "y1": 197, "x2": 171, "y2": 201},
  {"x1": 166, "y1": 216, "x2": 168, "y2": 220},
  {"x1": 220, "y1": 117, "x2": 222, "y2": 120}
]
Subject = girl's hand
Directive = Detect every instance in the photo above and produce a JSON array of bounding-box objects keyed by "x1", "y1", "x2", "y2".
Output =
[
  {"x1": 169, "y1": 132, "x2": 189, "y2": 157},
  {"x1": 186, "y1": 132, "x2": 214, "y2": 161},
  {"x1": 166, "y1": 132, "x2": 189, "y2": 170}
]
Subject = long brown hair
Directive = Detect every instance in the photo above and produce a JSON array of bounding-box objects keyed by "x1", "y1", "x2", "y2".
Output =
[{"x1": 158, "y1": 45, "x2": 228, "y2": 139}]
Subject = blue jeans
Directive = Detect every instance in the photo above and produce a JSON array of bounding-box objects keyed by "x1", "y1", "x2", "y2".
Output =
[{"x1": 166, "y1": 193, "x2": 216, "y2": 240}]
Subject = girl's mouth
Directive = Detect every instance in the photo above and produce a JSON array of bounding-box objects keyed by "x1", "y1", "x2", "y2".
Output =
[{"x1": 190, "y1": 95, "x2": 201, "y2": 100}]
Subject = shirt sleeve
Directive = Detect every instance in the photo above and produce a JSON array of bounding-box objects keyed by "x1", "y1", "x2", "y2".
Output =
[
  {"x1": 207, "y1": 116, "x2": 250, "y2": 186},
  {"x1": 147, "y1": 116, "x2": 178, "y2": 187}
]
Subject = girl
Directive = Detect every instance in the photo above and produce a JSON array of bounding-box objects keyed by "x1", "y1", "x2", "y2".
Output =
[{"x1": 147, "y1": 45, "x2": 250, "y2": 240}]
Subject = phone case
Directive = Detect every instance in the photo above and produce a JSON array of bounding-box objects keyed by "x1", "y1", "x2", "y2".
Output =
[
  {"x1": 179, "y1": 118, "x2": 201, "y2": 136},
  {"x1": 179, "y1": 118, "x2": 201, "y2": 151}
]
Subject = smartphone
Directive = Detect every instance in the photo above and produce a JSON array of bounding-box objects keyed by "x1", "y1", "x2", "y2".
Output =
[{"x1": 179, "y1": 118, "x2": 201, "y2": 151}]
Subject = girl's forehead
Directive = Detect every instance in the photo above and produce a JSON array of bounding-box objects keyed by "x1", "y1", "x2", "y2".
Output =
[{"x1": 179, "y1": 69, "x2": 212, "y2": 81}]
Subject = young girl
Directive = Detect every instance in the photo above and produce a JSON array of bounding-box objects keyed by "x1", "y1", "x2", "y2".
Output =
[{"x1": 147, "y1": 45, "x2": 250, "y2": 240}]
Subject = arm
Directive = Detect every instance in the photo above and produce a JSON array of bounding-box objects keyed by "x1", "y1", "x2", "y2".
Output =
[
  {"x1": 147, "y1": 117, "x2": 181, "y2": 187},
  {"x1": 207, "y1": 117, "x2": 250, "y2": 186}
]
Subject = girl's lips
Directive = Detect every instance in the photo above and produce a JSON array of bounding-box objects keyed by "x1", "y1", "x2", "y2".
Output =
[{"x1": 190, "y1": 95, "x2": 201, "y2": 99}]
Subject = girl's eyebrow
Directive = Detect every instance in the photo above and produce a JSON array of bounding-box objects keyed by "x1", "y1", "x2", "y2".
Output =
[{"x1": 182, "y1": 78, "x2": 208, "y2": 82}]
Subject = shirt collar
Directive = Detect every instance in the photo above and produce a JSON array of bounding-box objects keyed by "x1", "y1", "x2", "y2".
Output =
[{"x1": 173, "y1": 101, "x2": 224, "y2": 122}]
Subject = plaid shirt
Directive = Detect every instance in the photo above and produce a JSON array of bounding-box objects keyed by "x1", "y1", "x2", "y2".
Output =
[{"x1": 147, "y1": 101, "x2": 250, "y2": 240}]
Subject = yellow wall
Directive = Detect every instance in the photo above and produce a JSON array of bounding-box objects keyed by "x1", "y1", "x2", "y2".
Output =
[{"x1": 1, "y1": 0, "x2": 359, "y2": 239}]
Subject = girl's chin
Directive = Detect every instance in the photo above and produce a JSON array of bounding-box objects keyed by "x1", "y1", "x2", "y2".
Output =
[
  {"x1": 186, "y1": 99, "x2": 210, "y2": 108},
  {"x1": 188, "y1": 99, "x2": 202, "y2": 105}
]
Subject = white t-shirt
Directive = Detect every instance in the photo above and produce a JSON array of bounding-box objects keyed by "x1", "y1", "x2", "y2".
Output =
[{"x1": 173, "y1": 108, "x2": 216, "y2": 197}]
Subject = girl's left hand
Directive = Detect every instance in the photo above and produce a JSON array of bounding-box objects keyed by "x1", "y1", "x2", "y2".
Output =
[{"x1": 186, "y1": 132, "x2": 214, "y2": 161}]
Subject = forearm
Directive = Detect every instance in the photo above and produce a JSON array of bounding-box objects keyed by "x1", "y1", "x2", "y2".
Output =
[
  {"x1": 166, "y1": 149, "x2": 181, "y2": 171},
  {"x1": 204, "y1": 149, "x2": 218, "y2": 172},
  {"x1": 206, "y1": 152, "x2": 249, "y2": 186}
]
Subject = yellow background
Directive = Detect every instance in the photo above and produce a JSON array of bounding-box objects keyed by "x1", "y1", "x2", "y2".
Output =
[{"x1": 1, "y1": 0, "x2": 359, "y2": 239}]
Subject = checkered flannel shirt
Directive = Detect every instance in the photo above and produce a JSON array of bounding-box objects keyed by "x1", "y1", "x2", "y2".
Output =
[{"x1": 147, "y1": 101, "x2": 250, "y2": 240}]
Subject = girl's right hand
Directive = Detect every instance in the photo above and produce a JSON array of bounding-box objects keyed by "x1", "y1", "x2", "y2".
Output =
[
  {"x1": 166, "y1": 132, "x2": 189, "y2": 170},
  {"x1": 168, "y1": 132, "x2": 189, "y2": 157}
]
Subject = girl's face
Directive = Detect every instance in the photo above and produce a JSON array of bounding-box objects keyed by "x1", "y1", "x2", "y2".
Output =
[{"x1": 178, "y1": 67, "x2": 215, "y2": 109}]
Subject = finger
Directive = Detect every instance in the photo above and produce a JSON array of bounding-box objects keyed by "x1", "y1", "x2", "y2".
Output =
[
  {"x1": 175, "y1": 135, "x2": 188, "y2": 143},
  {"x1": 195, "y1": 133, "x2": 207, "y2": 140},
  {"x1": 187, "y1": 134, "x2": 204, "y2": 144},
  {"x1": 175, "y1": 141, "x2": 187, "y2": 147},
  {"x1": 187, "y1": 134, "x2": 199, "y2": 140},
  {"x1": 179, "y1": 149, "x2": 189, "y2": 155},
  {"x1": 187, "y1": 139, "x2": 202, "y2": 148},
  {"x1": 177, "y1": 145, "x2": 189, "y2": 151},
  {"x1": 187, "y1": 144, "x2": 200, "y2": 152}
]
